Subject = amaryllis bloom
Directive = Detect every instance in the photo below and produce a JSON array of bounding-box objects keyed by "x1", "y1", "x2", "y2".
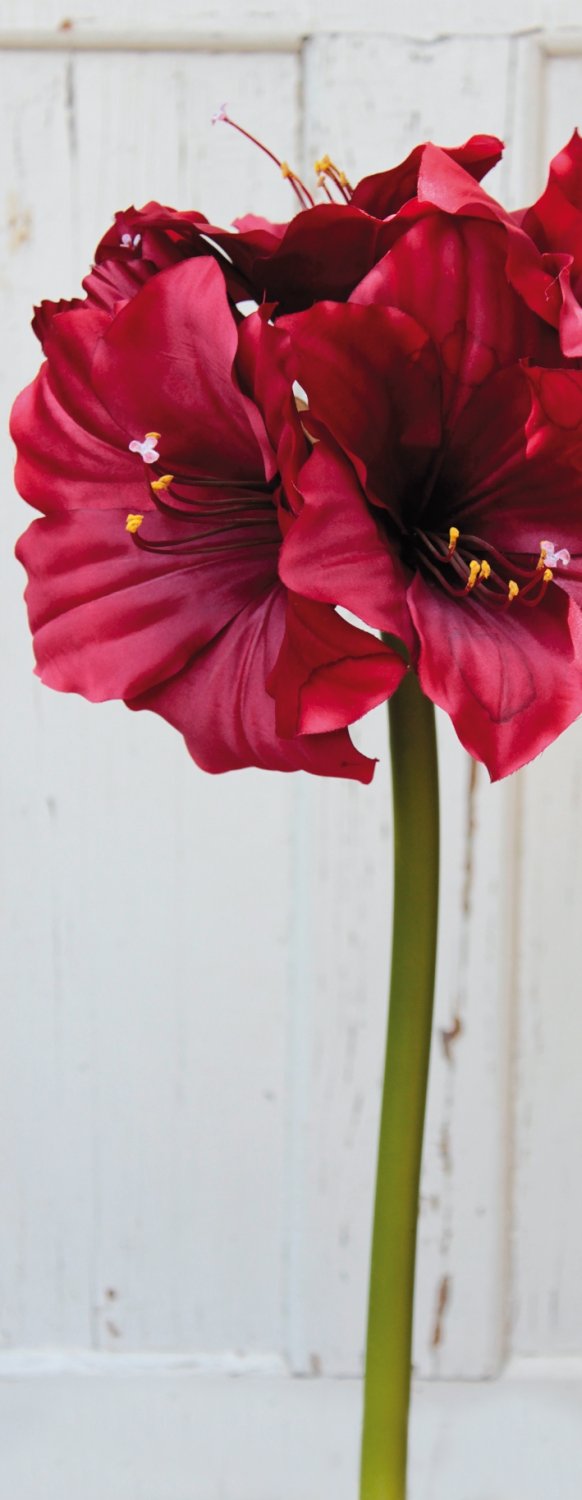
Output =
[
  {"x1": 11, "y1": 251, "x2": 405, "y2": 781},
  {"x1": 11, "y1": 128, "x2": 582, "y2": 781},
  {"x1": 275, "y1": 198, "x2": 582, "y2": 777},
  {"x1": 92, "y1": 125, "x2": 506, "y2": 314}
]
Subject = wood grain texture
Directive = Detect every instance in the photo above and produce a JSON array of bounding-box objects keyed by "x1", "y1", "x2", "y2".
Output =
[
  {"x1": 1, "y1": 1358, "x2": 582, "y2": 1500},
  {"x1": 2, "y1": 1, "x2": 582, "y2": 41},
  {"x1": 2, "y1": 15, "x2": 582, "y2": 1492},
  {"x1": 0, "y1": 46, "x2": 301, "y2": 1354}
]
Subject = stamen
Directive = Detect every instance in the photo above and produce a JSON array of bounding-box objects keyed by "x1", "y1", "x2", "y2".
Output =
[
  {"x1": 417, "y1": 523, "x2": 566, "y2": 611},
  {"x1": 540, "y1": 539, "x2": 571, "y2": 569},
  {"x1": 126, "y1": 513, "x2": 144, "y2": 533},
  {"x1": 213, "y1": 108, "x2": 315, "y2": 209},
  {"x1": 151, "y1": 474, "x2": 174, "y2": 493},
  {"x1": 316, "y1": 175, "x2": 335, "y2": 202},
  {"x1": 129, "y1": 433, "x2": 160, "y2": 464},
  {"x1": 313, "y1": 153, "x2": 353, "y2": 202}
]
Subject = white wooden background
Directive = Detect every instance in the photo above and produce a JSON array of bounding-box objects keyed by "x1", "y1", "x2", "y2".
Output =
[{"x1": 2, "y1": 4, "x2": 582, "y2": 1497}]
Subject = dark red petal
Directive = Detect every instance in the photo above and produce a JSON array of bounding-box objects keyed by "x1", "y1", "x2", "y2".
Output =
[
  {"x1": 235, "y1": 203, "x2": 396, "y2": 309},
  {"x1": 129, "y1": 586, "x2": 376, "y2": 782},
  {"x1": 268, "y1": 594, "x2": 406, "y2": 736},
  {"x1": 351, "y1": 213, "x2": 560, "y2": 420},
  {"x1": 415, "y1": 145, "x2": 573, "y2": 341},
  {"x1": 11, "y1": 316, "x2": 143, "y2": 517},
  {"x1": 81, "y1": 257, "x2": 158, "y2": 313},
  {"x1": 522, "y1": 131, "x2": 582, "y2": 273},
  {"x1": 235, "y1": 309, "x2": 307, "y2": 499},
  {"x1": 279, "y1": 441, "x2": 415, "y2": 648},
  {"x1": 94, "y1": 202, "x2": 211, "y2": 264},
  {"x1": 16, "y1": 507, "x2": 279, "y2": 701},
  {"x1": 92, "y1": 257, "x2": 270, "y2": 478},
  {"x1": 351, "y1": 135, "x2": 504, "y2": 218},
  {"x1": 279, "y1": 300, "x2": 441, "y2": 508},
  {"x1": 32, "y1": 296, "x2": 85, "y2": 347},
  {"x1": 408, "y1": 572, "x2": 582, "y2": 779},
  {"x1": 445, "y1": 363, "x2": 582, "y2": 555}
]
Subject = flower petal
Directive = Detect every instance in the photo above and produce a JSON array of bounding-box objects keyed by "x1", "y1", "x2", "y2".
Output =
[
  {"x1": 129, "y1": 586, "x2": 376, "y2": 782},
  {"x1": 92, "y1": 257, "x2": 271, "y2": 478},
  {"x1": 351, "y1": 135, "x2": 504, "y2": 218},
  {"x1": 408, "y1": 571, "x2": 582, "y2": 778},
  {"x1": 351, "y1": 213, "x2": 560, "y2": 420},
  {"x1": 279, "y1": 441, "x2": 415, "y2": 648},
  {"x1": 267, "y1": 594, "x2": 407, "y2": 735},
  {"x1": 279, "y1": 300, "x2": 441, "y2": 509},
  {"x1": 16, "y1": 506, "x2": 279, "y2": 701},
  {"x1": 443, "y1": 364, "x2": 582, "y2": 555},
  {"x1": 11, "y1": 308, "x2": 143, "y2": 516}
]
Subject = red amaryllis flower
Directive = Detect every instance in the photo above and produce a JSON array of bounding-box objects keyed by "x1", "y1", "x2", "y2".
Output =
[
  {"x1": 13, "y1": 131, "x2": 582, "y2": 783},
  {"x1": 91, "y1": 126, "x2": 505, "y2": 314},
  {"x1": 275, "y1": 202, "x2": 582, "y2": 778},
  {"x1": 11, "y1": 253, "x2": 404, "y2": 781}
]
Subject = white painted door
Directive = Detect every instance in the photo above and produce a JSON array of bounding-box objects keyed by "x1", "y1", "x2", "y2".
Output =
[{"x1": 2, "y1": 5, "x2": 582, "y2": 1497}]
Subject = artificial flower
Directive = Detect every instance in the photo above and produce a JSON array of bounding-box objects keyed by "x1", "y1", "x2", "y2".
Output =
[
  {"x1": 276, "y1": 220, "x2": 582, "y2": 777},
  {"x1": 12, "y1": 253, "x2": 403, "y2": 780},
  {"x1": 12, "y1": 128, "x2": 582, "y2": 781}
]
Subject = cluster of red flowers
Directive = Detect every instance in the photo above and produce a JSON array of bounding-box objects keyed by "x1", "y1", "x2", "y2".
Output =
[{"x1": 12, "y1": 128, "x2": 582, "y2": 781}]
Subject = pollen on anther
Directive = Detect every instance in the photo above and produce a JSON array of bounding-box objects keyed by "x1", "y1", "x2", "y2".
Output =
[
  {"x1": 151, "y1": 474, "x2": 174, "y2": 493},
  {"x1": 280, "y1": 161, "x2": 292, "y2": 179},
  {"x1": 129, "y1": 432, "x2": 160, "y2": 464},
  {"x1": 448, "y1": 526, "x2": 460, "y2": 554},
  {"x1": 126, "y1": 513, "x2": 144, "y2": 533},
  {"x1": 465, "y1": 559, "x2": 480, "y2": 592},
  {"x1": 543, "y1": 567, "x2": 553, "y2": 583},
  {"x1": 508, "y1": 580, "x2": 519, "y2": 601},
  {"x1": 479, "y1": 560, "x2": 491, "y2": 580}
]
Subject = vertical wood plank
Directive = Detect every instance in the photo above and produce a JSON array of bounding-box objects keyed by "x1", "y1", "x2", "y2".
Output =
[
  {"x1": 507, "y1": 41, "x2": 582, "y2": 1359},
  {"x1": 0, "y1": 45, "x2": 302, "y2": 1352}
]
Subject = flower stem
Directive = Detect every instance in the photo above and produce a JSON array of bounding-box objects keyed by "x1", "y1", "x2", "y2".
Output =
[{"x1": 360, "y1": 669, "x2": 440, "y2": 1500}]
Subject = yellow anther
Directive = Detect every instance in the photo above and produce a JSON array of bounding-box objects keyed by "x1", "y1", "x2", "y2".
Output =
[
  {"x1": 465, "y1": 559, "x2": 481, "y2": 592},
  {"x1": 314, "y1": 155, "x2": 331, "y2": 174},
  {"x1": 126, "y1": 513, "x2": 144, "y2": 533},
  {"x1": 537, "y1": 543, "x2": 548, "y2": 571},
  {"x1": 150, "y1": 474, "x2": 174, "y2": 493},
  {"x1": 280, "y1": 161, "x2": 293, "y2": 179},
  {"x1": 508, "y1": 580, "x2": 519, "y2": 601},
  {"x1": 338, "y1": 171, "x2": 348, "y2": 187},
  {"x1": 448, "y1": 526, "x2": 460, "y2": 554},
  {"x1": 145, "y1": 431, "x2": 161, "y2": 440},
  {"x1": 543, "y1": 567, "x2": 553, "y2": 583},
  {"x1": 479, "y1": 560, "x2": 491, "y2": 580}
]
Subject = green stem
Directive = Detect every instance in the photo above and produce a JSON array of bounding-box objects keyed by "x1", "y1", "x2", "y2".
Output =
[{"x1": 360, "y1": 669, "x2": 440, "y2": 1500}]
